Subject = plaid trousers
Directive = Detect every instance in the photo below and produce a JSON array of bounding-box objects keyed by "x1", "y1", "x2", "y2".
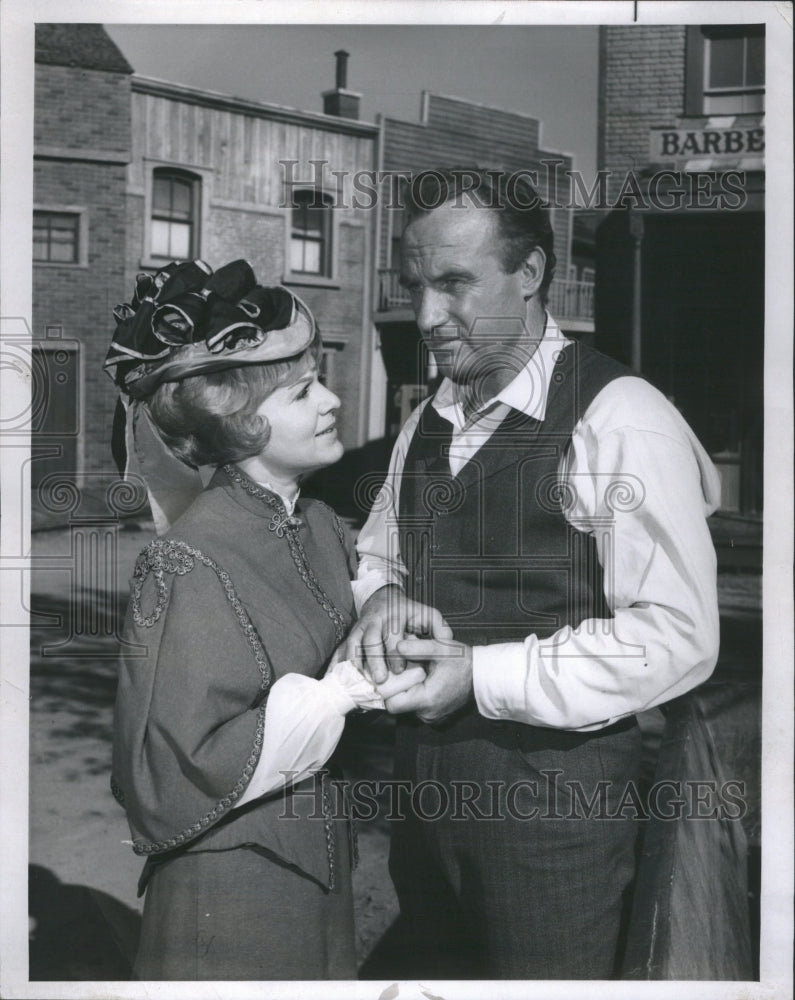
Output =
[{"x1": 388, "y1": 713, "x2": 642, "y2": 979}]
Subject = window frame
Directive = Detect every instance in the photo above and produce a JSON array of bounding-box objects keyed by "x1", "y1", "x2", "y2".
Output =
[
  {"x1": 685, "y1": 24, "x2": 765, "y2": 116},
  {"x1": 32, "y1": 207, "x2": 88, "y2": 268},
  {"x1": 318, "y1": 342, "x2": 346, "y2": 388},
  {"x1": 149, "y1": 167, "x2": 201, "y2": 262},
  {"x1": 140, "y1": 162, "x2": 210, "y2": 270},
  {"x1": 283, "y1": 187, "x2": 339, "y2": 288}
]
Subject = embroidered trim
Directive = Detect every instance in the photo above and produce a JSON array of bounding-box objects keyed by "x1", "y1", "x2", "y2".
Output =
[
  {"x1": 130, "y1": 540, "x2": 195, "y2": 627},
  {"x1": 269, "y1": 511, "x2": 303, "y2": 537},
  {"x1": 285, "y1": 529, "x2": 348, "y2": 644},
  {"x1": 223, "y1": 464, "x2": 349, "y2": 644},
  {"x1": 130, "y1": 540, "x2": 272, "y2": 692},
  {"x1": 126, "y1": 538, "x2": 274, "y2": 855},
  {"x1": 321, "y1": 770, "x2": 337, "y2": 891},
  {"x1": 223, "y1": 463, "x2": 303, "y2": 530},
  {"x1": 313, "y1": 499, "x2": 348, "y2": 549},
  {"x1": 132, "y1": 701, "x2": 269, "y2": 856}
]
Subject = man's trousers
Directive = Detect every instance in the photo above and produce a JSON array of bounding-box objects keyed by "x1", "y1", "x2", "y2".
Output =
[{"x1": 388, "y1": 713, "x2": 642, "y2": 979}]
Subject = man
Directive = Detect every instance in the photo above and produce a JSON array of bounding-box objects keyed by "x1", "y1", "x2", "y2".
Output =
[{"x1": 345, "y1": 168, "x2": 720, "y2": 978}]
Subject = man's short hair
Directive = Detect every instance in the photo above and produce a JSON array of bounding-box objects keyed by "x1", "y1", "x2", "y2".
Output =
[{"x1": 404, "y1": 167, "x2": 557, "y2": 303}]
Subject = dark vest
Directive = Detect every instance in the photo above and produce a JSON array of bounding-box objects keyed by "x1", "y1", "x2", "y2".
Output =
[{"x1": 398, "y1": 341, "x2": 631, "y2": 649}]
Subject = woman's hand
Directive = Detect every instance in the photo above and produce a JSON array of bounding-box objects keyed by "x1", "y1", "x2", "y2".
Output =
[
  {"x1": 324, "y1": 656, "x2": 426, "y2": 711},
  {"x1": 343, "y1": 586, "x2": 452, "y2": 684}
]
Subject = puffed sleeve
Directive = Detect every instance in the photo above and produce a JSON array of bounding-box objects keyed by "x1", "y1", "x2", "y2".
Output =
[{"x1": 111, "y1": 540, "x2": 273, "y2": 854}]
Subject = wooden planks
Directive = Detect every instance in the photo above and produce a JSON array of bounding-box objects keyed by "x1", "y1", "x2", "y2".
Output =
[{"x1": 621, "y1": 689, "x2": 755, "y2": 980}]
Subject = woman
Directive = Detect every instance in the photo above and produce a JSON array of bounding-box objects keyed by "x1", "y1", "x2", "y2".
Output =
[{"x1": 106, "y1": 259, "x2": 420, "y2": 980}]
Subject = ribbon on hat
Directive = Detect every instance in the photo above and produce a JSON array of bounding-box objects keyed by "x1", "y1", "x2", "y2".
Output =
[
  {"x1": 119, "y1": 396, "x2": 212, "y2": 535},
  {"x1": 104, "y1": 259, "x2": 300, "y2": 397}
]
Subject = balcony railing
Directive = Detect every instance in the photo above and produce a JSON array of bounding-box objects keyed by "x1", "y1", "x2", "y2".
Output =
[
  {"x1": 377, "y1": 268, "x2": 411, "y2": 310},
  {"x1": 378, "y1": 268, "x2": 594, "y2": 322},
  {"x1": 547, "y1": 278, "x2": 594, "y2": 323}
]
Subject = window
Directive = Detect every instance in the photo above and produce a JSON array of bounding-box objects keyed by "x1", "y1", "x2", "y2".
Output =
[
  {"x1": 151, "y1": 168, "x2": 200, "y2": 259},
  {"x1": 290, "y1": 190, "x2": 332, "y2": 276},
  {"x1": 33, "y1": 211, "x2": 80, "y2": 263},
  {"x1": 704, "y1": 26, "x2": 765, "y2": 113},
  {"x1": 390, "y1": 233, "x2": 403, "y2": 270},
  {"x1": 686, "y1": 25, "x2": 764, "y2": 115}
]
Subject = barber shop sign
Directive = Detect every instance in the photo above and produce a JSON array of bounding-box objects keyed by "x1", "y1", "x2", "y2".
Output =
[{"x1": 649, "y1": 124, "x2": 765, "y2": 162}]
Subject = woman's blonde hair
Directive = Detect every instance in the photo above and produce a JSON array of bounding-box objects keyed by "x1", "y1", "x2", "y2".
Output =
[{"x1": 146, "y1": 334, "x2": 321, "y2": 468}]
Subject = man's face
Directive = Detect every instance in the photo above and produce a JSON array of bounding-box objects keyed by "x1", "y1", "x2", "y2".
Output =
[{"x1": 400, "y1": 201, "x2": 536, "y2": 391}]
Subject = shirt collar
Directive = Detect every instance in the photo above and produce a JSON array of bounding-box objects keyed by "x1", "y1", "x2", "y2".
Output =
[{"x1": 432, "y1": 314, "x2": 571, "y2": 429}]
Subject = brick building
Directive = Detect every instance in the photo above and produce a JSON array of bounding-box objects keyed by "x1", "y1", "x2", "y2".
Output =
[
  {"x1": 32, "y1": 27, "x2": 378, "y2": 497},
  {"x1": 596, "y1": 24, "x2": 764, "y2": 514},
  {"x1": 32, "y1": 25, "x2": 133, "y2": 487}
]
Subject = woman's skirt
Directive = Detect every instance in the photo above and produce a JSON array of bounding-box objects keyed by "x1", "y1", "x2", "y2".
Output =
[{"x1": 133, "y1": 836, "x2": 356, "y2": 980}]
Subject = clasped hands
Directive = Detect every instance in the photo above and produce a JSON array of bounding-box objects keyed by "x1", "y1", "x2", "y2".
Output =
[{"x1": 341, "y1": 586, "x2": 474, "y2": 724}]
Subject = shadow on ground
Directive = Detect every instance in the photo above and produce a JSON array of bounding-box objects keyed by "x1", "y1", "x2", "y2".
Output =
[
  {"x1": 29, "y1": 865, "x2": 140, "y2": 981},
  {"x1": 30, "y1": 593, "x2": 123, "y2": 774}
]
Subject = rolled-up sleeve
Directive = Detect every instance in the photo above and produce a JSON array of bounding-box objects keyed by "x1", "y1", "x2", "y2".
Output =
[{"x1": 473, "y1": 377, "x2": 721, "y2": 730}]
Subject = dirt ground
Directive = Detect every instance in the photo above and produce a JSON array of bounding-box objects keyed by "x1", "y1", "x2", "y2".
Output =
[{"x1": 27, "y1": 517, "x2": 763, "y2": 980}]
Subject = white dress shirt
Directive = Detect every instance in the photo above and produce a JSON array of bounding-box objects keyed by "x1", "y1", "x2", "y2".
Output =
[{"x1": 352, "y1": 316, "x2": 722, "y2": 731}]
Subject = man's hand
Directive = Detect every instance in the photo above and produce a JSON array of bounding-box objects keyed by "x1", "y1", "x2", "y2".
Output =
[
  {"x1": 343, "y1": 586, "x2": 452, "y2": 684},
  {"x1": 382, "y1": 636, "x2": 474, "y2": 724}
]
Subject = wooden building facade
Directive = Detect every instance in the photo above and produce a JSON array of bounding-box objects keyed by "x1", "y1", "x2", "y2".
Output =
[{"x1": 126, "y1": 75, "x2": 379, "y2": 452}]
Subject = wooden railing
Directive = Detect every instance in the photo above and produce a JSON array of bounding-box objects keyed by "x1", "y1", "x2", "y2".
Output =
[
  {"x1": 377, "y1": 268, "x2": 595, "y2": 322},
  {"x1": 546, "y1": 278, "x2": 595, "y2": 322},
  {"x1": 377, "y1": 268, "x2": 411, "y2": 309}
]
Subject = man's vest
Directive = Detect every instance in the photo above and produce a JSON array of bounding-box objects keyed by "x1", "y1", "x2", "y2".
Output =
[{"x1": 398, "y1": 341, "x2": 632, "y2": 649}]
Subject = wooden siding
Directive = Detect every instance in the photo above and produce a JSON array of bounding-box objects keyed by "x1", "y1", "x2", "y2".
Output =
[{"x1": 129, "y1": 89, "x2": 376, "y2": 207}]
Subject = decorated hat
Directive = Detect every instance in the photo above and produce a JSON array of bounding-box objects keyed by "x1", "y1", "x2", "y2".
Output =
[
  {"x1": 106, "y1": 259, "x2": 319, "y2": 534},
  {"x1": 104, "y1": 259, "x2": 315, "y2": 399}
]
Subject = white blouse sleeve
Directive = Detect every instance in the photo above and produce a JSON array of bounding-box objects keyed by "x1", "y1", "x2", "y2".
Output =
[{"x1": 234, "y1": 659, "x2": 424, "y2": 806}]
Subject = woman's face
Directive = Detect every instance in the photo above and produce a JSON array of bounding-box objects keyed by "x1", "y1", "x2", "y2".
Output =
[{"x1": 255, "y1": 367, "x2": 343, "y2": 481}]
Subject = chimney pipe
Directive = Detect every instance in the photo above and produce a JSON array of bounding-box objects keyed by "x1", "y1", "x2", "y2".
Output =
[
  {"x1": 335, "y1": 50, "x2": 349, "y2": 90},
  {"x1": 323, "y1": 49, "x2": 361, "y2": 120}
]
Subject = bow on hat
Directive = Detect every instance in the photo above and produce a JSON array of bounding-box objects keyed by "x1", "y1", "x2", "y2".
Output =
[{"x1": 104, "y1": 259, "x2": 307, "y2": 399}]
